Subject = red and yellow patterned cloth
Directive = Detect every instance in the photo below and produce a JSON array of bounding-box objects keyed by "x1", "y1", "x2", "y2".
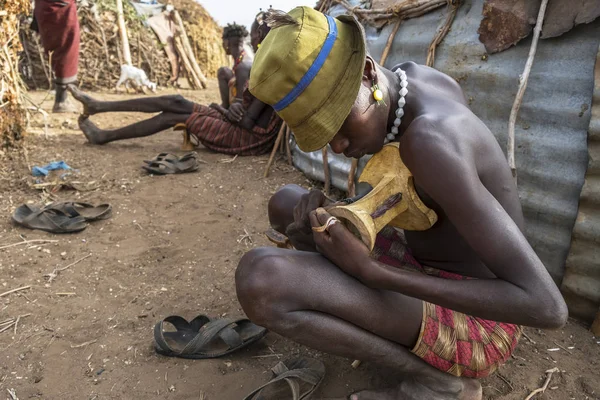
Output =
[{"x1": 371, "y1": 227, "x2": 522, "y2": 378}]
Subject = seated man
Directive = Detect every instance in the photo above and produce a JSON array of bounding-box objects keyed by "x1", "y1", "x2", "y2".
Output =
[
  {"x1": 70, "y1": 14, "x2": 281, "y2": 156},
  {"x1": 235, "y1": 7, "x2": 567, "y2": 400},
  {"x1": 216, "y1": 23, "x2": 252, "y2": 110}
]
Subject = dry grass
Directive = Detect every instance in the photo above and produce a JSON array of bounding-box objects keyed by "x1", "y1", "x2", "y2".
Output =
[{"x1": 0, "y1": 0, "x2": 30, "y2": 147}]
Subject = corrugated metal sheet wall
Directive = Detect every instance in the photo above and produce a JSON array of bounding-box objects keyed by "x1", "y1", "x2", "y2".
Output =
[
  {"x1": 291, "y1": 0, "x2": 600, "y2": 286},
  {"x1": 562, "y1": 44, "x2": 600, "y2": 322}
]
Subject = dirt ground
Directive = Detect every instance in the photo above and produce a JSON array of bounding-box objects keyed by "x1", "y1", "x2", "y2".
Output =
[{"x1": 1, "y1": 82, "x2": 599, "y2": 400}]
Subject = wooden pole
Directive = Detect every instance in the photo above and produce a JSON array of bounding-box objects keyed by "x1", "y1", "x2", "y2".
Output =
[
  {"x1": 322, "y1": 147, "x2": 331, "y2": 196},
  {"x1": 116, "y1": 0, "x2": 132, "y2": 66},
  {"x1": 507, "y1": 0, "x2": 549, "y2": 186},
  {"x1": 174, "y1": 37, "x2": 201, "y2": 89},
  {"x1": 285, "y1": 125, "x2": 292, "y2": 165},
  {"x1": 348, "y1": 159, "x2": 358, "y2": 197},
  {"x1": 264, "y1": 123, "x2": 287, "y2": 178},
  {"x1": 426, "y1": 0, "x2": 460, "y2": 67},
  {"x1": 171, "y1": 10, "x2": 207, "y2": 89},
  {"x1": 380, "y1": 19, "x2": 402, "y2": 66}
]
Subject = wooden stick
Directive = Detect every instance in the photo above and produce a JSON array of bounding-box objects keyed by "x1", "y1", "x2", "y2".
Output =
[
  {"x1": 521, "y1": 330, "x2": 537, "y2": 345},
  {"x1": 0, "y1": 238, "x2": 58, "y2": 251},
  {"x1": 285, "y1": 125, "x2": 293, "y2": 165},
  {"x1": 524, "y1": 367, "x2": 560, "y2": 400},
  {"x1": 45, "y1": 254, "x2": 92, "y2": 283},
  {"x1": 380, "y1": 19, "x2": 402, "y2": 66},
  {"x1": 279, "y1": 128, "x2": 286, "y2": 154},
  {"x1": 348, "y1": 158, "x2": 359, "y2": 197},
  {"x1": 172, "y1": 10, "x2": 207, "y2": 88},
  {"x1": 97, "y1": 21, "x2": 111, "y2": 68},
  {"x1": 553, "y1": 341, "x2": 573, "y2": 355},
  {"x1": 137, "y1": 32, "x2": 141, "y2": 67},
  {"x1": 0, "y1": 286, "x2": 31, "y2": 298},
  {"x1": 426, "y1": 0, "x2": 460, "y2": 67},
  {"x1": 20, "y1": 32, "x2": 38, "y2": 90},
  {"x1": 264, "y1": 123, "x2": 287, "y2": 178},
  {"x1": 6, "y1": 388, "x2": 18, "y2": 400},
  {"x1": 507, "y1": 0, "x2": 549, "y2": 186},
  {"x1": 14, "y1": 315, "x2": 20, "y2": 334},
  {"x1": 116, "y1": 0, "x2": 132, "y2": 65},
  {"x1": 322, "y1": 147, "x2": 331, "y2": 196},
  {"x1": 0, "y1": 323, "x2": 15, "y2": 334},
  {"x1": 70, "y1": 339, "x2": 97, "y2": 349},
  {"x1": 497, "y1": 373, "x2": 514, "y2": 391},
  {"x1": 175, "y1": 37, "x2": 201, "y2": 90},
  {"x1": 34, "y1": 35, "x2": 51, "y2": 88}
]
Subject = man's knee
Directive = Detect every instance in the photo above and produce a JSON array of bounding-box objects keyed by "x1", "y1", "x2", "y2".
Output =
[
  {"x1": 236, "y1": 247, "x2": 288, "y2": 325},
  {"x1": 166, "y1": 94, "x2": 186, "y2": 108},
  {"x1": 217, "y1": 67, "x2": 232, "y2": 80},
  {"x1": 268, "y1": 184, "x2": 304, "y2": 231}
]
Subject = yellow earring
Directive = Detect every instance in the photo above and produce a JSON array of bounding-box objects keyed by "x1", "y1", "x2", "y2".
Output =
[{"x1": 371, "y1": 81, "x2": 385, "y2": 106}]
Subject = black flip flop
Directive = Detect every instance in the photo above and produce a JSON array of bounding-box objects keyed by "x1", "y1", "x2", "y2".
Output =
[
  {"x1": 143, "y1": 152, "x2": 197, "y2": 165},
  {"x1": 153, "y1": 315, "x2": 267, "y2": 359},
  {"x1": 12, "y1": 204, "x2": 87, "y2": 234},
  {"x1": 243, "y1": 358, "x2": 326, "y2": 400},
  {"x1": 43, "y1": 202, "x2": 112, "y2": 222},
  {"x1": 142, "y1": 153, "x2": 198, "y2": 175}
]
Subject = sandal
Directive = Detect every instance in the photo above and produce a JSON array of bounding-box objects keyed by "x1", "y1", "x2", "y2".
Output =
[
  {"x1": 243, "y1": 358, "x2": 326, "y2": 400},
  {"x1": 153, "y1": 315, "x2": 267, "y2": 359},
  {"x1": 12, "y1": 204, "x2": 87, "y2": 233},
  {"x1": 265, "y1": 228, "x2": 293, "y2": 249},
  {"x1": 143, "y1": 152, "x2": 197, "y2": 165},
  {"x1": 142, "y1": 153, "x2": 198, "y2": 175},
  {"x1": 43, "y1": 202, "x2": 112, "y2": 222}
]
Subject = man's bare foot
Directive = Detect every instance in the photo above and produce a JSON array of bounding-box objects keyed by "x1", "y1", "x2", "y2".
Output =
[
  {"x1": 349, "y1": 377, "x2": 482, "y2": 400},
  {"x1": 78, "y1": 115, "x2": 108, "y2": 145},
  {"x1": 68, "y1": 85, "x2": 100, "y2": 115}
]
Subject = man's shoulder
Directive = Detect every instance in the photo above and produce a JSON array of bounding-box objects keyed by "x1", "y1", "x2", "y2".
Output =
[{"x1": 402, "y1": 114, "x2": 465, "y2": 154}]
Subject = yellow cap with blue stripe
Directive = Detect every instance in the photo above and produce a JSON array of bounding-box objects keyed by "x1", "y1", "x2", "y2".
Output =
[{"x1": 249, "y1": 7, "x2": 366, "y2": 153}]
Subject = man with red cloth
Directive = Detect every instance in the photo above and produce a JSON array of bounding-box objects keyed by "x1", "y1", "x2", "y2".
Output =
[{"x1": 33, "y1": 0, "x2": 80, "y2": 113}]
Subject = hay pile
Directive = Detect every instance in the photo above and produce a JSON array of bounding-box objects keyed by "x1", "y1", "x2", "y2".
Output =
[
  {"x1": 19, "y1": 0, "x2": 227, "y2": 91},
  {"x1": 170, "y1": 0, "x2": 229, "y2": 80},
  {"x1": 1, "y1": 0, "x2": 29, "y2": 147}
]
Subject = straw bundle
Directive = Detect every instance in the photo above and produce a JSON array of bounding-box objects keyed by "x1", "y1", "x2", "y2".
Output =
[
  {"x1": 1, "y1": 0, "x2": 30, "y2": 147},
  {"x1": 170, "y1": 0, "x2": 229, "y2": 78}
]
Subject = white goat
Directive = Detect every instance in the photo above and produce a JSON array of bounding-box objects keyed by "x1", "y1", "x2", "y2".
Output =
[{"x1": 115, "y1": 64, "x2": 157, "y2": 93}]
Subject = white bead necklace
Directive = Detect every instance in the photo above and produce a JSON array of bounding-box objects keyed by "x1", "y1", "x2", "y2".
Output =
[{"x1": 384, "y1": 68, "x2": 408, "y2": 144}]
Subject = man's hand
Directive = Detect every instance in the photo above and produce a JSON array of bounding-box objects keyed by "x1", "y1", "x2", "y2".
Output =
[
  {"x1": 309, "y1": 208, "x2": 372, "y2": 281},
  {"x1": 292, "y1": 190, "x2": 333, "y2": 230},
  {"x1": 209, "y1": 103, "x2": 228, "y2": 116},
  {"x1": 226, "y1": 102, "x2": 245, "y2": 123},
  {"x1": 283, "y1": 190, "x2": 334, "y2": 252}
]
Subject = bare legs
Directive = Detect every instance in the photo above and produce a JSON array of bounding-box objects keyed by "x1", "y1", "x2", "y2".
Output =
[
  {"x1": 68, "y1": 86, "x2": 194, "y2": 144},
  {"x1": 236, "y1": 185, "x2": 482, "y2": 400},
  {"x1": 77, "y1": 112, "x2": 189, "y2": 145},
  {"x1": 68, "y1": 86, "x2": 195, "y2": 115}
]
